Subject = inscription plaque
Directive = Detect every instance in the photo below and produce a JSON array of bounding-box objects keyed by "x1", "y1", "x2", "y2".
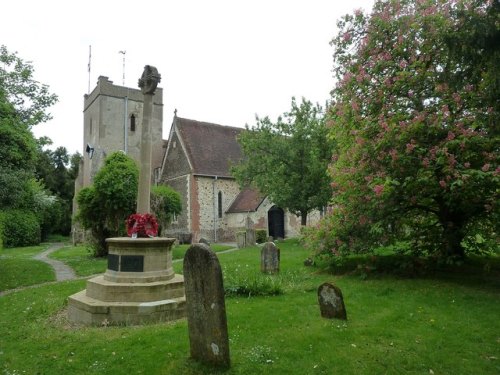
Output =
[
  {"x1": 107, "y1": 254, "x2": 119, "y2": 271},
  {"x1": 121, "y1": 255, "x2": 144, "y2": 272}
]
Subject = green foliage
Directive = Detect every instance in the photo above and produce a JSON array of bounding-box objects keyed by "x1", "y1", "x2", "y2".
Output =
[
  {"x1": 0, "y1": 209, "x2": 40, "y2": 248},
  {"x1": 150, "y1": 185, "x2": 182, "y2": 235},
  {"x1": 0, "y1": 45, "x2": 58, "y2": 127},
  {"x1": 232, "y1": 97, "x2": 333, "y2": 225},
  {"x1": 256, "y1": 229, "x2": 267, "y2": 243},
  {"x1": 76, "y1": 152, "x2": 138, "y2": 256},
  {"x1": 0, "y1": 99, "x2": 37, "y2": 171},
  {"x1": 309, "y1": 0, "x2": 499, "y2": 262}
]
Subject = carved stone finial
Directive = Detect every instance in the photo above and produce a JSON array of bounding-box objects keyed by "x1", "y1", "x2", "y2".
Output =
[
  {"x1": 138, "y1": 65, "x2": 161, "y2": 95},
  {"x1": 174, "y1": 108, "x2": 177, "y2": 117}
]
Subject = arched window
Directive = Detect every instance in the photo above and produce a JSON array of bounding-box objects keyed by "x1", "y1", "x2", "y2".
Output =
[
  {"x1": 130, "y1": 114, "x2": 136, "y2": 131},
  {"x1": 218, "y1": 191, "x2": 223, "y2": 218}
]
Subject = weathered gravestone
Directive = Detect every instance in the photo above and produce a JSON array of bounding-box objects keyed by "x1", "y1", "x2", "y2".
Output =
[
  {"x1": 236, "y1": 231, "x2": 246, "y2": 248},
  {"x1": 183, "y1": 243, "x2": 230, "y2": 368},
  {"x1": 318, "y1": 282, "x2": 347, "y2": 320},
  {"x1": 245, "y1": 217, "x2": 256, "y2": 246},
  {"x1": 261, "y1": 242, "x2": 280, "y2": 274}
]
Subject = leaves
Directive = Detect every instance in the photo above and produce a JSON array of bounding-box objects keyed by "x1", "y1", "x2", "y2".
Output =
[
  {"x1": 232, "y1": 97, "x2": 334, "y2": 224},
  {"x1": 313, "y1": 0, "x2": 499, "y2": 259}
]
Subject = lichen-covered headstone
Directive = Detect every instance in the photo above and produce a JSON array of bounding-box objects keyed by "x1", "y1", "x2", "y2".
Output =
[
  {"x1": 261, "y1": 242, "x2": 280, "y2": 274},
  {"x1": 318, "y1": 282, "x2": 347, "y2": 320},
  {"x1": 183, "y1": 243, "x2": 230, "y2": 368}
]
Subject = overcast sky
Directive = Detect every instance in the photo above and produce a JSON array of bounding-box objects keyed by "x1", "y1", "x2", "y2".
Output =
[{"x1": 2, "y1": 0, "x2": 374, "y2": 155}]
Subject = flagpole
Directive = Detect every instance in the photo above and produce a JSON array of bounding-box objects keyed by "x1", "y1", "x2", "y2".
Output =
[{"x1": 88, "y1": 45, "x2": 92, "y2": 94}]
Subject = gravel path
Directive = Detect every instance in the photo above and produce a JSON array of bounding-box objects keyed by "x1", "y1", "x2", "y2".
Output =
[{"x1": 33, "y1": 243, "x2": 77, "y2": 281}]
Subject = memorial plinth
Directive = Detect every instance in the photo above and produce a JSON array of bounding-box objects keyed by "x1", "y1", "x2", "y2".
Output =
[{"x1": 68, "y1": 237, "x2": 186, "y2": 325}]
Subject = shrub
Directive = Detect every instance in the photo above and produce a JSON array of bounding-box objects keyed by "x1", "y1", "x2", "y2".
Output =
[
  {"x1": 0, "y1": 209, "x2": 40, "y2": 248},
  {"x1": 256, "y1": 229, "x2": 267, "y2": 244}
]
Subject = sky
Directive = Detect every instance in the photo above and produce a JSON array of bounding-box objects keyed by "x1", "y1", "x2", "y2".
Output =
[{"x1": 2, "y1": 0, "x2": 374, "y2": 155}]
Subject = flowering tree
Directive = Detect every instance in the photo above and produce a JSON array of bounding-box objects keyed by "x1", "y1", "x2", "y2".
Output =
[{"x1": 310, "y1": 0, "x2": 499, "y2": 259}]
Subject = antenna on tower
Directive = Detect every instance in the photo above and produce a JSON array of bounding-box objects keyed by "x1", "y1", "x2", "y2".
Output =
[
  {"x1": 88, "y1": 45, "x2": 92, "y2": 94},
  {"x1": 119, "y1": 50, "x2": 126, "y2": 86}
]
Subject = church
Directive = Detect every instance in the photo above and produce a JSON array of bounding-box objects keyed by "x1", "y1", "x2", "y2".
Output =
[{"x1": 74, "y1": 76, "x2": 318, "y2": 243}]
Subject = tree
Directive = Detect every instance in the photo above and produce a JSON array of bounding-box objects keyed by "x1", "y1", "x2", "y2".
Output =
[
  {"x1": 0, "y1": 48, "x2": 60, "y2": 246},
  {"x1": 76, "y1": 152, "x2": 138, "y2": 256},
  {"x1": 151, "y1": 185, "x2": 182, "y2": 236},
  {"x1": 232, "y1": 97, "x2": 333, "y2": 225},
  {"x1": 309, "y1": 0, "x2": 499, "y2": 260},
  {"x1": 0, "y1": 45, "x2": 58, "y2": 127}
]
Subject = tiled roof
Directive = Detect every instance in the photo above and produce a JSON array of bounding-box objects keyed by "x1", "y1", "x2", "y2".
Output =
[
  {"x1": 176, "y1": 117, "x2": 243, "y2": 177},
  {"x1": 226, "y1": 188, "x2": 265, "y2": 213}
]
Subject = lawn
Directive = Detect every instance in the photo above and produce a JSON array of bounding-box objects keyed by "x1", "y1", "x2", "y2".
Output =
[
  {"x1": 0, "y1": 245, "x2": 55, "y2": 291},
  {"x1": 1, "y1": 239, "x2": 499, "y2": 374},
  {"x1": 49, "y1": 243, "x2": 235, "y2": 277}
]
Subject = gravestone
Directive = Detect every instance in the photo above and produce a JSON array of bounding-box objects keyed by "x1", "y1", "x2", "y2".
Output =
[
  {"x1": 245, "y1": 217, "x2": 256, "y2": 246},
  {"x1": 236, "y1": 232, "x2": 246, "y2": 248},
  {"x1": 183, "y1": 244, "x2": 230, "y2": 368},
  {"x1": 318, "y1": 282, "x2": 347, "y2": 320},
  {"x1": 261, "y1": 242, "x2": 280, "y2": 274}
]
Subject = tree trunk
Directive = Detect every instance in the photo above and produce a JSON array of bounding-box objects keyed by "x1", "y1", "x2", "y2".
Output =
[{"x1": 441, "y1": 219, "x2": 465, "y2": 259}]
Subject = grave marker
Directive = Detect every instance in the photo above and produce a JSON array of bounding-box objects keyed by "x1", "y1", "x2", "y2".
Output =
[
  {"x1": 318, "y1": 282, "x2": 347, "y2": 320},
  {"x1": 261, "y1": 242, "x2": 280, "y2": 274},
  {"x1": 183, "y1": 243, "x2": 230, "y2": 368}
]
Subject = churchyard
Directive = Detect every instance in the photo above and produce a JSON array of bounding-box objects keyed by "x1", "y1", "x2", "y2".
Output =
[{"x1": 1, "y1": 239, "x2": 498, "y2": 374}]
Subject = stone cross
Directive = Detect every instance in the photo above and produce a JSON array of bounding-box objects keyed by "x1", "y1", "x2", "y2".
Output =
[
  {"x1": 136, "y1": 65, "x2": 161, "y2": 214},
  {"x1": 318, "y1": 282, "x2": 347, "y2": 320},
  {"x1": 183, "y1": 243, "x2": 230, "y2": 368},
  {"x1": 261, "y1": 242, "x2": 280, "y2": 274}
]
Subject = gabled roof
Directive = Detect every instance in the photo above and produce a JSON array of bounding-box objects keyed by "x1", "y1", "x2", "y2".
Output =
[
  {"x1": 175, "y1": 117, "x2": 243, "y2": 177},
  {"x1": 226, "y1": 188, "x2": 265, "y2": 213}
]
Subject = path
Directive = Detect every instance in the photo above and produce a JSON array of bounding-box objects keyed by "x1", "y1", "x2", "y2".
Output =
[{"x1": 33, "y1": 243, "x2": 76, "y2": 281}]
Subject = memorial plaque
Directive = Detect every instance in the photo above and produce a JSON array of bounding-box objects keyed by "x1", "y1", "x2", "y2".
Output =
[
  {"x1": 121, "y1": 255, "x2": 144, "y2": 272},
  {"x1": 107, "y1": 254, "x2": 119, "y2": 271}
]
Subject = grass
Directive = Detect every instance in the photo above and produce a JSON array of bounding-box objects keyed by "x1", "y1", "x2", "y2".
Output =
[
  {"x1": 49, "y1": 243, "x2": 235, "y2": 277},
  {"x1": 1, "y1": 239, "x2": 499, "y2": 374},
  {"x1": 0, "y1": 245, "x2": 55, "y2": 291}
]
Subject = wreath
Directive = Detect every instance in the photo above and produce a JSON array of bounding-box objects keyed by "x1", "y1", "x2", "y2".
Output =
[{"x1": 126, "y1": 213, "x2": 159, "y2": 238}]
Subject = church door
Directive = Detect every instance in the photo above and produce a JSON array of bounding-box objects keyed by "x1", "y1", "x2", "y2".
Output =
[{"x1": 268, "y1": 206, "x2": 285, "y2": 239}]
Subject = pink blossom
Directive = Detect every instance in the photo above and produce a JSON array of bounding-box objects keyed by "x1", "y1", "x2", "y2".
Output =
[
  {"x1": 481, "y1": 163, "x2": 490, "y2": 172},
  {"x1": 464, "y1": 162, "x2": 470, "y2": 168},
  {"x1": 373, "y1": 185, "x2": 384, "y2": 196},
  {"x1": 399, "y1": 60, "x2": 408, "y2": 69},
  {"x1": 446, "y1": 131, "x2": 455, "y2": 141},
  {"x1": 439, "y1": 180, "x2": 447, "y2": 188},
  {"x1": 354, "y1": 8, "x2": 362, "y2": 16},
  {"x1": 351, "y1": 101, "x2": 359, "y2": 111},
  {"x1": 406, "y1": 143, "x2": 416, "y2": 153},
  {"x1": 389, "y1": 149, "x2": 398, "y2": 161},
  {"x1": 422, "y1": 158, "x2": 430, "y2": 168},
  {"x1": 343, "y1": 32, "x2": 352, "y2": 42}
]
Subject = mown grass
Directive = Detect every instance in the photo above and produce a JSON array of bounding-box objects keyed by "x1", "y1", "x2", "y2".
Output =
[
  {"x1": 1, "y1": 239, "x2": 499, "y2": 374},
  {"x1": 50, "y1": 243, "x2": 235, "y2": 277},
  {"x1": 0, "y1": 245, "x2": 55, "y2": 291}
]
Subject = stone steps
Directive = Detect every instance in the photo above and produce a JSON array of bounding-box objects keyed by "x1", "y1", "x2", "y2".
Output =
[
  {"x1": 86, "y1": 274, "x2": 185, "y2": 302},
  {"x1": 68, "y1": 290, "x2": 186, "y2": 326}
]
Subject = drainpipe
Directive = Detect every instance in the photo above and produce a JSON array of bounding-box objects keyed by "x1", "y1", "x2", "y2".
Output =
[
  {"x1": 124, "y1": 95, "x2": 129, "y2": 154},
  {"x1": 213, "y1": 176, "x2": 218, "y2": 243}
]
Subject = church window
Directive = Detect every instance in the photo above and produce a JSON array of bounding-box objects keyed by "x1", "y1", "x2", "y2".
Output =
[
  {"x1": 218, "y1": 191, "x2": 223, "y2": 218},
  {"x1": 130, "y1": 114, "x2": 136, "y2": 131}
]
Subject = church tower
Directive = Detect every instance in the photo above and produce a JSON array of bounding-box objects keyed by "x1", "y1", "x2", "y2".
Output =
[{"x1": 81, "y1": 75, "x2": 164, "y2": 186}]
